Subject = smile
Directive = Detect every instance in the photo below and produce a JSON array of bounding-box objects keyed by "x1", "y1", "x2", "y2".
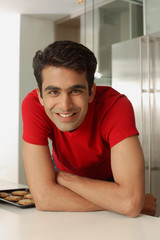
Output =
[
  {"x1": 55, "y1": 112, "x2": 78, "y2": 120},
  {"x1": 58, "y1": 113, "x2": 75, "y2": 118}
]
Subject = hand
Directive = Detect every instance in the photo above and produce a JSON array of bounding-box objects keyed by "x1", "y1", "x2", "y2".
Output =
[{"x1": 141, "y1": 194, "x2": 157, "y2": 216}]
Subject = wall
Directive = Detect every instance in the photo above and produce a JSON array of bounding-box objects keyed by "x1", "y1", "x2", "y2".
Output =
[
  {"x1": 55, "y1": 18, "x2": 80, "y2": 43},
  {"x1": 19, "y1": 15, "x2": 54, "y2": 184},
  {"x1": 0, "y1": 14, "x2": 20, "y2": 183}
]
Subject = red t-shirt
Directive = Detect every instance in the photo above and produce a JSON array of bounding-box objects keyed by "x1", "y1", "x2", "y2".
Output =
[{"x1": 22, "y1": 86, "x2": 139, "y2": 180}]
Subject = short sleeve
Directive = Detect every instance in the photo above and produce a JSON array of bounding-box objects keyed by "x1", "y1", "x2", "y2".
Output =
[
  {"x1": 101, "y1": 96, "x2": 139, "y2": 148},
  {"x1": 22, "y1": 90, "x2": 53, "y2": 145}
]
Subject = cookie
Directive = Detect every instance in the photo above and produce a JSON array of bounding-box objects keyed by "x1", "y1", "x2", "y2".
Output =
[
  {"x1": 11, "y1": 190, "x2": 28, "y2": 196},
  {"x1": 24, "y1": 193, "x2": 33, "y2": 199},
  {"x1": 18, "y1": 199, "x2": 34, "y2": 205},
  {"x1": 0, "y1": 192, "x2": 10, "y2": 198},
  {"x1": 5, "y1": 196, "x2": 22, "y2": 202}
]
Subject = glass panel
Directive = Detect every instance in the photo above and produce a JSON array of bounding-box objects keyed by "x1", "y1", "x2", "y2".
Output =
[
  {"x1": 57, "y1": 0, "x2": 143, "y2": 87},
  {"x1": 149, "y1": 33, "x2": 160, "y2": 90},
  {"x1": 131, "y1": 2, "x2": 143, "y2": 38},
  {"x1": 142, "y1": 92, "x2": 150, "y2": 166},
  {"x1": 93, "y1": 0, "x2": 143, "y2": 86},
  {"x1": 145, "y1": 0, "x2": 160, "y2": 34},
  {"x1": 80, "y1": 0, "x2": 93, "y2": 48},
  {"x1": 141, "y1": 37, "x2": 149, "y2": 91}
]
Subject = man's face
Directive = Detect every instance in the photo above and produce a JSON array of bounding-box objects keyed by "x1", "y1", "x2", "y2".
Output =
[{"x1": 38, "y1": 66, "x2": 95, "y2": 132}]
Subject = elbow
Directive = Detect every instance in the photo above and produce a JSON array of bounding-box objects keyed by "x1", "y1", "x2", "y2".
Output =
[
  {"x1": 33, "y1": 184, "x2": 59, "y2": 211},
  {"x1": 124, "y1": 194, "x2": 145, "y2": 218},
  {"x1": 35, "y1": 201, "x2": 46, "y2": 211},
  {"x1": 125, "y1": 205, "x2": 140, "y2": 218},
  {"x1": 33, "y1": 191, "x2": 55, "y2": 211},
  {"x1": 34, "y1": 195, "x2": 48, "y2": 211}
]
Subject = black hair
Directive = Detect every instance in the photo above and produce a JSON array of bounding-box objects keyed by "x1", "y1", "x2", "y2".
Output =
[{"x1": 32, "y1": 40, "x2": 97, "y2": 97}]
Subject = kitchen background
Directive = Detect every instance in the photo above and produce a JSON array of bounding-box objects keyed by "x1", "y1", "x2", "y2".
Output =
[{"x1": 0, "y1": 0, "x2": 160, "y2": 216}]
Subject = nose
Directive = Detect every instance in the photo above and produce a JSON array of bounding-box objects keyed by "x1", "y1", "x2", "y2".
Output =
[{"x1": 59, "y1": 93, "x2": 73, "y2": 111}]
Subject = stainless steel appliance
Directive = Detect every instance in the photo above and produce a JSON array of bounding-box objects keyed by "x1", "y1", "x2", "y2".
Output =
[{"x1": 112, "y1": 32, "x2": 160, "y2": 216}]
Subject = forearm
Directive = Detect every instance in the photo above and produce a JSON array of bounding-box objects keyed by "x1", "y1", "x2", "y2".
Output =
[
  {"x1": 22, "y1": 142, "x2": 102, "y2": 212},
  {"x1": 57, "y1": 171, "x2": 144, "y2": 217},
  {"x1": 33, "y1": 181, "x2": 104, "y2": 212}
]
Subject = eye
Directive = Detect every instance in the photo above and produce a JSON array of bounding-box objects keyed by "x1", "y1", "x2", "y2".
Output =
[
  {"x1": 71, "y1": 89, "x2": 82, "y2": 95},
  {"x1": 49, "y1": 90, "x2": 59, "y2": 96}
]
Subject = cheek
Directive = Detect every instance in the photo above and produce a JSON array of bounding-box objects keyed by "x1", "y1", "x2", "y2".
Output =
[
  {"x1": 43, "y1": 98, "x2": 56, "y2": 110},
  {"x1": 80, "y1": 99, "x2": 89, "y2": 114}
]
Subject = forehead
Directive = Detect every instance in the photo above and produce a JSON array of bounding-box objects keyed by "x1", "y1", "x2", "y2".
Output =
[{"x1": 41, "y1": 66, "x2": 88, "y2": 88}]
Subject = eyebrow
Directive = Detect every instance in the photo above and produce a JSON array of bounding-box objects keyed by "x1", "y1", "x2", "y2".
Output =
[
  {"x1": 44, "y1": 86, "x2": 60, "y2": 92},
  {"x1": 70, "y1": 84, "x2": 86, "y2": 90},
  {"x1": 44, "y1": 84, "x2": 86, "y2": 92}
]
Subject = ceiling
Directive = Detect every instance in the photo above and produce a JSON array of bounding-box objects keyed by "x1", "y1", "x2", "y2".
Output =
[
  {"x1": 0, "y1": 0, "x2": 143, "y2": 14},
  {"x1": 0, "y1": 0, "x2": 143, "y2": 21},
  {"x1": 0, "y1": 0, "x2": 86, "y2": 15},
  {"x1": 0, "y1": 0, "x2": 98, "y2": 22}
]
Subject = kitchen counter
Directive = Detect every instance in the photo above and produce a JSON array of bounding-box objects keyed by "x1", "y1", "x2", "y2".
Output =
[{"x1": 0, "y1": 180, "x2": 159, "y2": 240}]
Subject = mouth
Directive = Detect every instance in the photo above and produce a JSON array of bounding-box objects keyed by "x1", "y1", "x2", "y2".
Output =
[
  {"x1": 58, "y1": 113, "x2": 75, "y2": 118},
  {"x1": 55, "y1": 112, "x2": 77, "y2": 121}
]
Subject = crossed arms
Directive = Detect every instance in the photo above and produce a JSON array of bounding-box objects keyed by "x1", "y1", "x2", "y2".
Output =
[{"x1": 23, "y1": 135, "x2": 145, "y2": 217}]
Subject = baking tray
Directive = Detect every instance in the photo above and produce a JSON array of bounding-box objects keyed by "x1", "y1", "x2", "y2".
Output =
[{"x1": 0, "y1": 188, "x2": 35, "y2": 208}]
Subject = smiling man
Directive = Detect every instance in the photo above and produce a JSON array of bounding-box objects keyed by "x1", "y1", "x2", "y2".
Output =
[
  {"x1": 22, "y1": 40, "x2": 148, "y2": 217},
  {"x1": 39, "y1": 66, "x2": 95, "y2": 132}
]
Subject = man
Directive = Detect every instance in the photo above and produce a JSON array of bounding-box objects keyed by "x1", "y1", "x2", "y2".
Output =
[{"x1": 22, "y1": 40, "x2": 149, "y2": 217}]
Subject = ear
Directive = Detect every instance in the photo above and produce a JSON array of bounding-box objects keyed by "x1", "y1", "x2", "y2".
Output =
[
  {"x1": 88, "y1": 83, "x2": 96, "y2": 103},
  {"x1": 36, "y1": 87, "x2": 44, "y2": 106}
]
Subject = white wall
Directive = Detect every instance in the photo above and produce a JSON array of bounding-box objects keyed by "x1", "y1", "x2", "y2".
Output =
[
  {"x1": 0, "y1": 14, "x2": 20, "y2": 183},
  {"x1": 19, "y1": 15, "x2": 54, "y2": 184},
  {"x1": 0, "y1": 14, "x2": 58, "y2": 184}
]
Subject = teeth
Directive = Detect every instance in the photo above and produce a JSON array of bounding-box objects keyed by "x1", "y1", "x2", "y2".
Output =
[{"x1": 59, "y1": 113, "x2": 73, "y2": 117}]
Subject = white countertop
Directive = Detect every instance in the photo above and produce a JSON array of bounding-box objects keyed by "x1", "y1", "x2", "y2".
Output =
[{"x1": 0, "y1": 180, "x2": 159, "y2": 240}]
